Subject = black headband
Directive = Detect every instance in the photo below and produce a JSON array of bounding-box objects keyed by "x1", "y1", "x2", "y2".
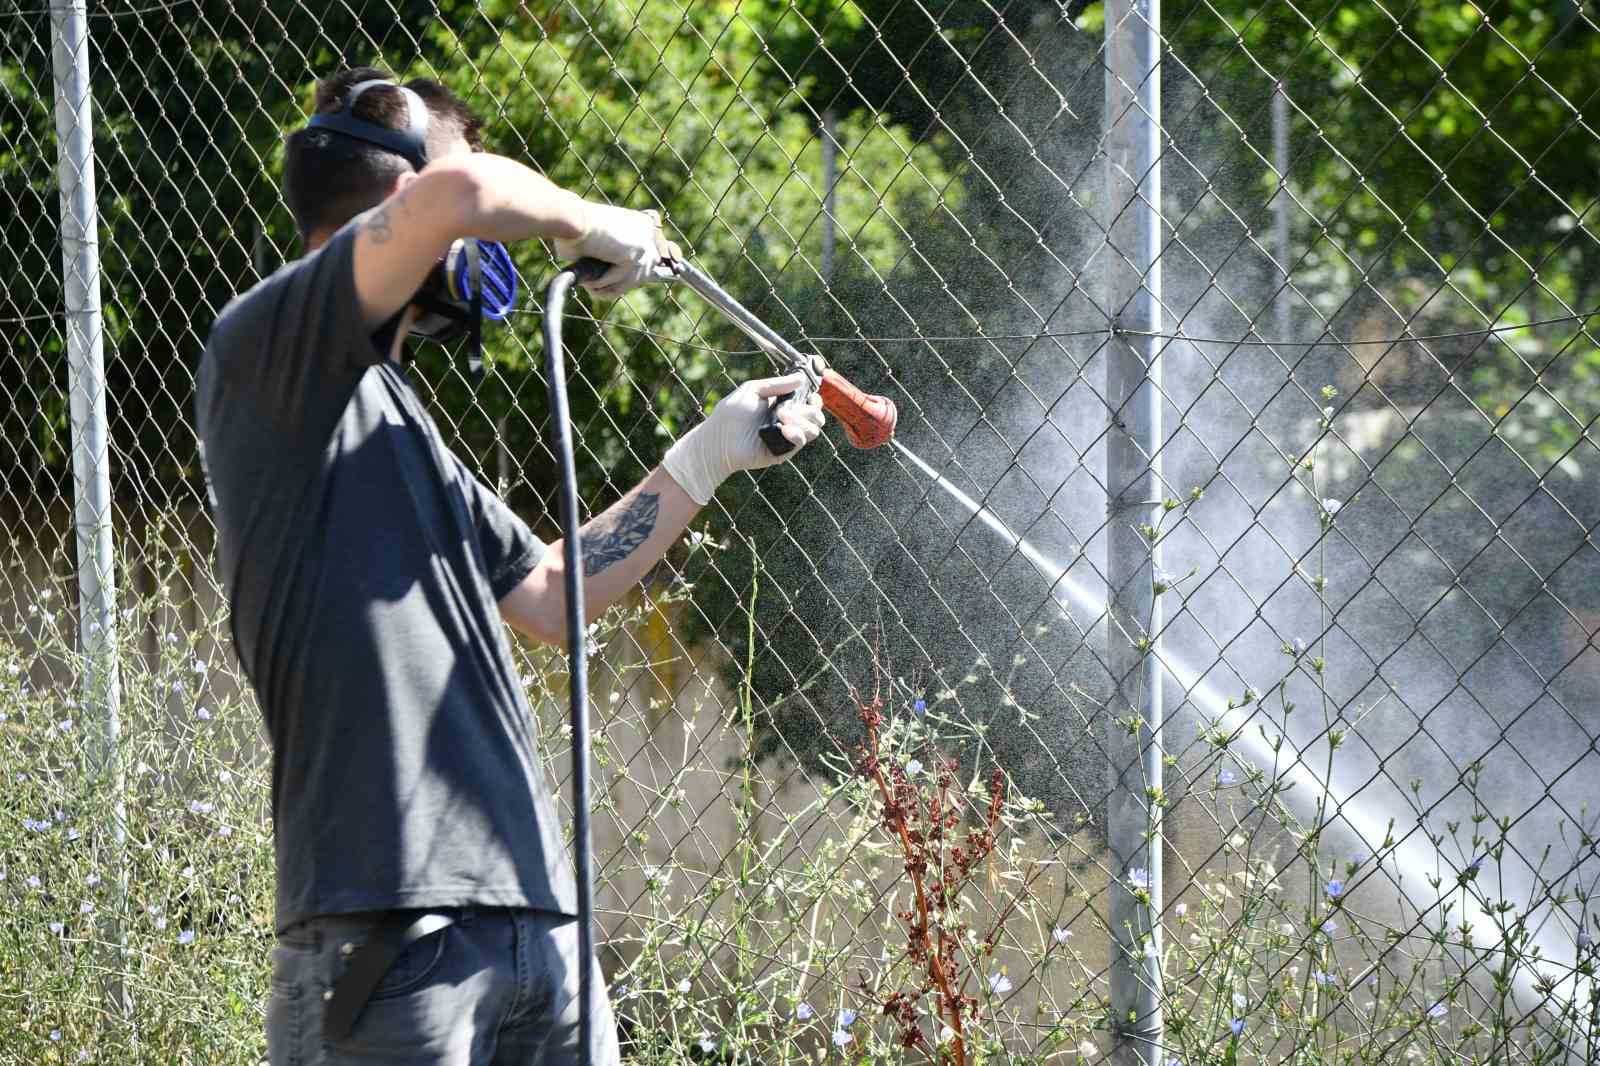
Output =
[{"x1": 305, "y1": 79, "x2": 430, "y2": 170}]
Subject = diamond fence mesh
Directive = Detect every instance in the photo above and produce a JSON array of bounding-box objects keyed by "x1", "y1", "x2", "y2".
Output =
[{"x1": 2, "y1": 1, "x2": 1598, "y2": 1063}]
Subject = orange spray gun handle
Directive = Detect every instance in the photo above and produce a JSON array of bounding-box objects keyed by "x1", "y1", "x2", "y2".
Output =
[{"x1": 661, "y1": 259, "x2": 898, "y2": 455}]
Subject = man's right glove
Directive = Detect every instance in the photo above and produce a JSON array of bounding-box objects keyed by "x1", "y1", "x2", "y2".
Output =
[
  {"x1": 554, "y1": 203, "x2": 675, "y2": 297},
  {"x1": 662, "y1": 372, "x2": 827, "y2": 505}
]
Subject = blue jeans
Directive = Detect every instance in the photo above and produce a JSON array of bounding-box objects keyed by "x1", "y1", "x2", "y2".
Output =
[{"x1": 265, "y1": 908, "x2": 620, "y2": 1065}]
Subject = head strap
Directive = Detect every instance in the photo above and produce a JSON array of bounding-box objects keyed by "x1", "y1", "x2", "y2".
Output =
[{"x1": 305, "y1": 79, "x2": 430, "y2": 170}]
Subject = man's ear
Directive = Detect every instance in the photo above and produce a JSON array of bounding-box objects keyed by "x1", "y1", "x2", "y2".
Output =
[{"x1": 394, "y1": 170, "x2": 422, "y2": 195}]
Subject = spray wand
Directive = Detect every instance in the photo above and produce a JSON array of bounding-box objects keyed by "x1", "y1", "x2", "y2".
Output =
[{"x1": 541, "y1": 253, "x2": 897, "y2": 1064}]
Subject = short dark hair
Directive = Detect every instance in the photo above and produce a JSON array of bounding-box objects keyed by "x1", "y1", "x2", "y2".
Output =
[{"x1": 283, "y1": 66, "x2": 484, "y2": 241}]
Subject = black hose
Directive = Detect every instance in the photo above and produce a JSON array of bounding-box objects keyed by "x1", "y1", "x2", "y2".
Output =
[{"x1": 541, "y1": 257, "x2": 610, "y2": 1066}]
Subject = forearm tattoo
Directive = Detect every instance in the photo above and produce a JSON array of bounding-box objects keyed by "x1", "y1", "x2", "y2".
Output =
[{"x1": 581, "y1": 491, "x2": 660, "y2": 577}]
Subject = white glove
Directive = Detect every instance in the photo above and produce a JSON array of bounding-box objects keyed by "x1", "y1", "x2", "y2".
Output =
[
  {"x1": 663, "y1": 372, "x2": 827, "y2": 505},
  {"x1": 553, "y1": 202, "x2": 672, "y2": 297}
]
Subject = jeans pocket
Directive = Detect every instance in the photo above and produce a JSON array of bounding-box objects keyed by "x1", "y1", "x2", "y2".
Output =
[{"x1": 369, "y1": 924, "x2": 452, "y2": 1001}]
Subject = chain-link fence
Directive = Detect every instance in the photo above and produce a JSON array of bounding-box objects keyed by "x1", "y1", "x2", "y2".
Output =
[{"x1": 3, "y1": 0, "x2": 1598, "y2": 1062}]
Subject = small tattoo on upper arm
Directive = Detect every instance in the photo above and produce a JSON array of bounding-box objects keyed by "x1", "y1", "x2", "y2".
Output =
[
  {"x1": 581, "y1": 491, "x2": 660, "y2": 577},
  {"x1": 366, "y1": 203, "x2": 394, "y2": 244}
]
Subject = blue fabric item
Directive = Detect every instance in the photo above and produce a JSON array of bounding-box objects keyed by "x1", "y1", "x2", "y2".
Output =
[{"x1": 266, "y1": 908, "x2": 621, "y2": 1064}]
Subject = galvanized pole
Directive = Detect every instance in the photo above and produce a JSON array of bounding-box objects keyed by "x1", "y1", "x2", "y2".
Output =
[
  {"x1": 50, "y1": 0, "x2": 127, "y2": 1016},
  {"x1": 1103, "y1": 2, "x2": 1163, "y2": 1064},
  {"x1": 52, "y1": 0, "x2": 120, "y2": 768},
  {"x1": 1272, "y1": 85, "x2": 1291, "y2": 343},
  {"x1": 820, "y1": 108, "x2": 838, "y2": 285}
]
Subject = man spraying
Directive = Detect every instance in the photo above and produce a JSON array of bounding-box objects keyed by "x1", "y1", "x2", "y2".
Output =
[{"x1": 195, "y1": 67, "x2": 825, "y2": 1065}]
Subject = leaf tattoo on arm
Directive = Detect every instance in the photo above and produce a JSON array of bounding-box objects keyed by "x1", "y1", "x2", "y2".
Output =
[
  {"x1": 366, "y1": 202, "x2": 394, "y2": 244},
  {"x1": 581, "y1": 491, "x2": 660, "y2": 577}
]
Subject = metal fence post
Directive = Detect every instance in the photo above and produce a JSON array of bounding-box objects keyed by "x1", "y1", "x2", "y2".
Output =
[
  {"x1": 50, "y1": 2, "x2": 128, "y2": 1020},
  {"x1": 1103, "y1": 1, "x2": 1164, "y2": 1063},
  {"x1": 51, "y1": 0, "x2": 120, "y2": 771}
]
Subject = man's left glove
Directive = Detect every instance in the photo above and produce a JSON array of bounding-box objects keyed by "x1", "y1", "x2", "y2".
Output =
[
  {"x1": 663, "y1": 372, "x2": 827, "y2": 505},
  {"x1": 554, "y1": 203, "x2": 676, "y2": 297}
]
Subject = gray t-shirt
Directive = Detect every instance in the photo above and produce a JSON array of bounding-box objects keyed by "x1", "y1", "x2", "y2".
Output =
[{"x1": 195, "y1": 220, "x2": 576, "y2": 932}]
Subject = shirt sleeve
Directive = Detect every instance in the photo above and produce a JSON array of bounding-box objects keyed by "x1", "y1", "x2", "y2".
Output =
[
  {"x1": 447, "y1": 451, "x2": 548, "y2": 600},
  {"x1": 200, "y1": 218, "x2": 384, "y2": 453}
]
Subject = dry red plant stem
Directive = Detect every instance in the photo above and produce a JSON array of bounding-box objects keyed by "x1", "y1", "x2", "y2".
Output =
[{"x1": 856, "y1": 693, "x2": 1007, "y2": 1066}]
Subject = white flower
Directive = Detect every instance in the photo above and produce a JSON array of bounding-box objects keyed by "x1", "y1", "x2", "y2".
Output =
[
  {"x1": 794, "y1": 1002, "x2": 814, "y2": 1022},
  {"x1": 1279, "y1": 922, "x2": 1296, "y2": 936},
  {"x1": 177, "y1": 929, "x2": 195, "y2": 945},
  {"x1": 1322, "y1": 405, "x2": 1334, "y2": 419},
  {"x1": 676, "y1": 979, "x2": 690, "y2": 993},
  {"x1": 196, "y1": 707, "x2": 212, "y2": 721},
  {"x1": 49, "y1": 921, "x2": 64, "y2": 935},
  {"x1": 1232, "y1": 991, "x2": 1248, "y2": 1011},
  {"x1": 85, "y1": 873, "x2": 99, "y2": 886},
  {"x1": 1174, "y1": 902, "x2": 1188, "y2": 917},
  {"x1": 1321, "y1": 498, "x2": 1341, "y2": 515},
  {"x1": 50, "y1": 1030, "x2": 61, "y2": 1042},
  {"x1": 58, "y1": 719, "x2": 73, "y2": 733},
  {"x1": 988, "y1": 973, "x2": 1013, "y2": 995},
  {"x1": 940, "y1": 1025, "x2": 956, "y2": 1043},
  {"x1": 832, "y1": 1030, "x2": 853, "y2": 1047},
  {"x1": 1290, "y1": 637, "x2": 1307, "y2": 655},
  {"x1": 1052, "y1": 926, "x2": 1072, "y2": 944},
  {"x1": 1077, "y1": 1039, "x2": 1097, "y2": 1055},
  {"x1": 192, "y1": 659, "x2": 207, "y2": 675},
  {"x1": 698, "y1": 1030, "x2": 716, "y2": 1054},
  {"x1": 79, "y1": 901, "x2": 94, "y2": 915},
  {"x1": 905, "y1": 759, "x2": 923, "y2": 777}
]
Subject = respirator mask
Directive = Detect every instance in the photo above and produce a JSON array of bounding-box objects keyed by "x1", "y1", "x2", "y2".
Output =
[{"x1": 305, "y1": 78, "x2": 519, "y2": 373}]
